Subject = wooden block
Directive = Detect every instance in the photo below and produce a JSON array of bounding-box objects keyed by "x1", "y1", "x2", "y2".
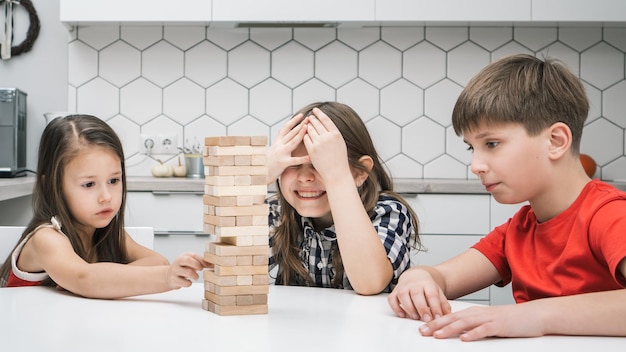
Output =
[
  {"x1": 205, "y1": 136, "x2": 251, "y2": 147},
  {"x1": 250, "y1": 136, "x2": 268, "y2": 146},
  {"x1": 203, "y1": 155, "x2": 234, "y2": 166},
  {"x1": 253, "y1": 274, "x2": 269, "y2": 285},
  {"x1": 205, "y1": 165, "x2": 267, "y2": 176},
  {"x1": 213, "y1": 204, "x2": 268, "y2": 216},
  {"x1": 250, "y1": 175, "x2": 266, "y2": 185},
  {"x1": 235, "y1": 215, "x2": 253, "y2": 226},
  {"x1": 203, "y1": 195, "x2": 237, "y2": 207},
  {"x1": 214, "y1": 264, "x2": 267, "y2": 276},
  {"x1": 237, "y1": 275, "x2": 253, "y2": 286},
  {"x1": 205, "y1": 185, "x2": 267, "y2": 197},
  {"x1": 203, "y1": 214, "x2": 236, "y2": 227},
  {"x1": 204, "y1": 175, "x2": 235, "y2": 186},
  {"x1": 212, "y1": 225, "x2": 269, "y2": 237},
  {"x1": 202, "y1": 299, "x2": 268, "y2": 316},
  {"x1": 251, "y1": 195, "x2": 266, "y2": 205},
  {"x1": 203, "y1": 269, "x2": 237, "y2": 286},
  {"x1": 206, "y1": 145, "x2": 266, "y2": 156},
  {"x1": 204, "y1": 291, "x2": 237, "y2": 306},
  {"x1": 234, "y1": 155, "x2": 251, "y2": 166},
  {"x1": 204, "y1": 251, "x2": 237, "y2": 266},
  {"x1": 252, "y1": 215, "x2": 266, "y2": 225},
  {"x1": 219, "y1": 235, "x2": 253, "y2": 246},
  {"x1": 206, "y1": 242, "x2": 269, "y2": 256},
  {"x1": 233, "y1": 175, "x2": 251, "y2": 186},
  {"x1": 205, "y1": 281, "x2": 269, "y2": 295},
  {"x1": 253, "y1": 255, "x2": 268, "y2": 266},
  {"x1": 250, "y1": 155, "x2": 266, "y2": 166},
  {"x1": 236, "y1": 294, "x2": 268, "y2": 306},
  {"x1": 236, "y1": 195, "x2": 254, "y2": 206},
  {"x1": 236, "y1": 255, "x2": 253, "y2": 265}
]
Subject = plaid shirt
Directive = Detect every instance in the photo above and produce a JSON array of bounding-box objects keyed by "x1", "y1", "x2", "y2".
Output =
[{"x1": 268, "y1": 195, "x2": 414, "y2": 292}]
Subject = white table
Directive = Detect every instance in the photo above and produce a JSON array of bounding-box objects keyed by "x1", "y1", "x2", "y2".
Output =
[{"x1": 0, "y1": 284, "x2": 623, "y2": 351}]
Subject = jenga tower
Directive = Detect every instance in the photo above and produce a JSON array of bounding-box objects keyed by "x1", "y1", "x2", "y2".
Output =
[{"x1": 201, "y1": 136, "x2": 270, "y2": 315}]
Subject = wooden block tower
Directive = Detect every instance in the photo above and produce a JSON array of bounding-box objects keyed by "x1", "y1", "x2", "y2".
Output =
[{"x1": 201, "y1": 136, "x2": 270, "y2": 316}]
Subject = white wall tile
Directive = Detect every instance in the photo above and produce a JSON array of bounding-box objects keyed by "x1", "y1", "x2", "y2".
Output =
[{"x1": 67, "y1": 25, "x2": 626, "y2": 180}]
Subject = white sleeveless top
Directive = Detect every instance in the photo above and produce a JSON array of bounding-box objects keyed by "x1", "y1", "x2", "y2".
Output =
[{"x1": 10, "y1": 217, "x2": 65, "y2": 283}]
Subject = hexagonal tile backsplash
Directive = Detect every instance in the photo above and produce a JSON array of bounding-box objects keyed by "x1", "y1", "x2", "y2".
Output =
[{"x1": 67, "y1": 25, "x2": 626, "y2": 180}]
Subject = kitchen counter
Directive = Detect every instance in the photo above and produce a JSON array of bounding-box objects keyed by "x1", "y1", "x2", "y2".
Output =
[{"x1": 2, "y1": 175, "x2": 626, "y2": 201}]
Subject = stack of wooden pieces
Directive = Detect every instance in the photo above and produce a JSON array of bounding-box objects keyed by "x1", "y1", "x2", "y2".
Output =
[{"x1": 201, "y1": 136, "x2": 270, "y2": 315}]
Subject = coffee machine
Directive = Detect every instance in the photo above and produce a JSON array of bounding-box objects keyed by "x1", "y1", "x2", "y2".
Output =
[{"x1": 0, "y1": 88, "x2": 27, "y2": 177}]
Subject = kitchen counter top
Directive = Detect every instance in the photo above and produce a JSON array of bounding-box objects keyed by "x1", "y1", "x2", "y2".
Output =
[{"x1": 2, "y1": 175, "x2": 626, "y2": 201}]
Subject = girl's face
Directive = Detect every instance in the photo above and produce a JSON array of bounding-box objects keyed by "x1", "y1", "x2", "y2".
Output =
[
  {"x1": 279, "y1": 143, "x2": 333, "y2": 229},
  {"x1": 62, "y1": 145, "x2": 123, "y2": 235}
]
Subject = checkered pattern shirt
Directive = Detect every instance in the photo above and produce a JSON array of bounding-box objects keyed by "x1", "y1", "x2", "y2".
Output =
[{"x1": 268, "y1": 195, "x2": 414, "y2": 292}]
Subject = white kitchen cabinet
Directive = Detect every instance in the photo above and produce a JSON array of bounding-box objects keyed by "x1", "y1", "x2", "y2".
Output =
[
  {"x1": 532, "y1": 0, "x2": 626, "y2": 22},
  {"x1": 405, "y1": 193, "x2": 516, "y2": 305},
  {"x1": 125, "y1": 191, "x2": 205, "y2": 233},
  {"x1": 212, "y1": 0, "x2": 375, "y2": 24},
  {"x1": 125, "y1": 191, "x2": 211, "y2": 280},
  {"x1": 60, "y1": 0, "x2": 213, "y2": 27},
  {"x1": 376, "y1": 0, "x2": 532, "y2": 22}
]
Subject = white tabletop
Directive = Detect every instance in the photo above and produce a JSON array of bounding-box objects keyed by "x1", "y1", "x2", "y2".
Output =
[{"x1": 0, "y1": 284, "x2": 623, "y2": 352}]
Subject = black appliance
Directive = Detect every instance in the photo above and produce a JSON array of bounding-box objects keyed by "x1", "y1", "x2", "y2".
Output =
[{"x1": 0, "y1": 88, "x2": 27, "y2": 177}]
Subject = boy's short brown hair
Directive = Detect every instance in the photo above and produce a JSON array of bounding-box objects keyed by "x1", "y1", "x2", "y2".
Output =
[{"x1": 451, "y1": 54, "x2": 589, "y2": 153}]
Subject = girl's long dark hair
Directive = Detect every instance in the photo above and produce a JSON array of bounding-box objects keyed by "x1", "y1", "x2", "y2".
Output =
[
  {"x1": 271, "y1": 102, "x2": 421, "y2": 288},
  {"x1": 0, "y1": 115, "x2": 128, "y2": 287}
]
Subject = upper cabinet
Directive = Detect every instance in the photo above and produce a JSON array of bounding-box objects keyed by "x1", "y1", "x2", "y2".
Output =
[
  {"x1": 60, "y1": 0, "x2": 626, "y2": 28},
  {"x1": 376, "y1": 0, "x2": 531, "y2": 22},
  {"x1": 532, "y1": 0, "x2": 626, "y2": 22}
]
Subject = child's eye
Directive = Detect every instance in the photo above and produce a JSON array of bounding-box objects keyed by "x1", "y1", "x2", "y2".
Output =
[
  {"x1": 486, "y1": 141, "x2": 499, "y2": 148},
  {"x1": 109, "y1": 178, "x2": 121, "y2": 185},
  {"x1": 465, "y1": 145, "x2": 474, "y2": 152},
  {"x1": 288, "y1": 165, "x2": 301, "y2": 170},
  {"x1": 83, "y1": 181, "x2": 95, "y2": 188}
]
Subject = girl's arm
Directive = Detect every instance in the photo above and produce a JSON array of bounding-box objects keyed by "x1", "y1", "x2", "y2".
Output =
[
  {"x1": 123, "y1": 231, "x2": 169, "y2": 266},
  {"x1": 303, "y1": 109, "x2": 393, "y2": 295},
  {"x1": 266, "y1": 113, "x2": 309, "y2": 184},
  {"x1": 24, "y1": 228, "x2": 208, "y2": 299}
]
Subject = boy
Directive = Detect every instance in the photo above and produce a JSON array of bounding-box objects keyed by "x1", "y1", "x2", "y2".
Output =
[{"x1": 387, "y1": 54, "x2": 626, "y2": 341}]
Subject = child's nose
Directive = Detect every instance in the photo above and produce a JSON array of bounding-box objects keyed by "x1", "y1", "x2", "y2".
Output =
[
  {"x1": 469, "y1": 155, "x2": 487, "y2": 175},
  {"x1": 98, "y1": 186, "x2": 112, "y2": 202},
  {"x1": 297, "y1": 165, "x2": 316, "y2": 181}
]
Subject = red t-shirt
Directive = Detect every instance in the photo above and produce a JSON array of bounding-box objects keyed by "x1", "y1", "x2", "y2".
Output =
[{"x1": 473, "y1": 179, "x2": 626, "y2": 303}]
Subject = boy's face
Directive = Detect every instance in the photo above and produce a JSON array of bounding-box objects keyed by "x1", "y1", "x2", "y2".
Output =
[{"x1": 463, "y1": 121, "x2": 551, "y2": 205}]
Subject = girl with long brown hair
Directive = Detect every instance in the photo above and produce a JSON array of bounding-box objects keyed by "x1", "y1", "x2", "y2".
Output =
[{"x1": 267, "y1": 102, "x2": 421, "y2": 295}]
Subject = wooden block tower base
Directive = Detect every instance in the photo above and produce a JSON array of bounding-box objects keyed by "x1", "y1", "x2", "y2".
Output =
[{"x1": 201, "y1": 136, "x2": 269, "y2": 316}]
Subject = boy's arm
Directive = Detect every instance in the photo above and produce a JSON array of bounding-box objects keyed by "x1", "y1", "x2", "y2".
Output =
[
  {"x1": 418, "y1": 257, "x2": 626, "y2": 341},
  {"x1": 388, "y1": 248, "x2": 500, "y2": 321}
]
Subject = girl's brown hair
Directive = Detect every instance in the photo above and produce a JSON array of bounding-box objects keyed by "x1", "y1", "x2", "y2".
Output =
[
  {"x1": 452, "y1": 54, "x2": 589, "y2": 153},
  {"x1": 0, "y1": 115, "x2": 129, "y2": 287},
  {"x1": 270, "y1": 102, "x2": 421, "y2": 287}
]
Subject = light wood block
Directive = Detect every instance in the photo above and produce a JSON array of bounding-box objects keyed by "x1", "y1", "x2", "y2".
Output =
[
  {"x1": 212, "y1": 204, "x2": 268, "y2": 216},
  {"x1": 204, "y1": 136, "x2": 251, "y2": 147},
  {"x1": 234, "y1": 155, "x2": 251, "y2": 165},
  {"x1": 236, "y1": 255, "x2": 253, "y2": 265},
  {"x1": 204, "y1": 184, "x2": 267, "y2": 197},
  {"x1": 205, "y1": 165, "x2": 267, "y2": 176},
  {"x1": 204, "y1": 252, "x2": 238, "y2": 266},
  {"x1": 250, "y1": 155, "x2": 266, "y2": 166},
  {"x1": 214, "y1": 264, "x2": 267, "y2": 276},
  {"x1": 204, "y1": 175, "x2": 236, "y2": 186},
  {"x1": 253, "y1": 255, "x2": 269, "y2": 266},
  {"x1": 206, "y1": 145, "x2": 267, "y2": 156},
  {"x1": 203, "y1": 269, "x2": 237, "y2": 286},
  {"x1": 204, "y1": 290, "x2": 237, "y2": 306},
  {"x1": 203, "y1": 214, "x2": 236, "y2": 227},
  {"x1": 237, "y1": 275, "x2": 253, "y2": 286},
  {"x1": 253, "y1": 274, "x2": 269, "y2": 285},
  {"x1": 203, "y1": 155, "x2": 234, "y2": 166},
  {"x1": 203, "y1": 195, "x2": 237, "y2": 207},
  {"x1": 202, "y1": 299, "x2": 268, "y2": 316},
  {"x1": 236, "y1": 294, "x2": 268, "y2": 306},
  {"x1": 206, "y1": 242, "x2": 269, "y2": 256},
  {"x1": 205, "y1": 281, "x2": 270, "y2": 295},
  {"x1": 212, "y1": 224, "x2": 269, "y2": 237},
  {"x1": 250, "y1": 136, "x2": 268, "y2": 146},
  {"x1": 217, "y1": 235, "x2": 268, "y2": 246}
]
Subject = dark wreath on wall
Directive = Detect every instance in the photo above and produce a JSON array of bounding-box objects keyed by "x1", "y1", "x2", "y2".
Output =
[{"x1": 1, "y1": 0, "x2": 40, "y2": 60}]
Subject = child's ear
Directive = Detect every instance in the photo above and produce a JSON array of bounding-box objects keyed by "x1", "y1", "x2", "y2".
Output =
[
  {"x1": 548, "y1": 122, "x2": 572, "y2": 160},
  {"x1": 355, "y1": 155, "x2": 374, "y2": 186}
]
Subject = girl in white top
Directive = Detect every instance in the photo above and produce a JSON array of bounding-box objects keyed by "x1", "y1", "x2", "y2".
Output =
[{"x1": 0, "y1": 115, "x2": 209, "y2": 298}]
